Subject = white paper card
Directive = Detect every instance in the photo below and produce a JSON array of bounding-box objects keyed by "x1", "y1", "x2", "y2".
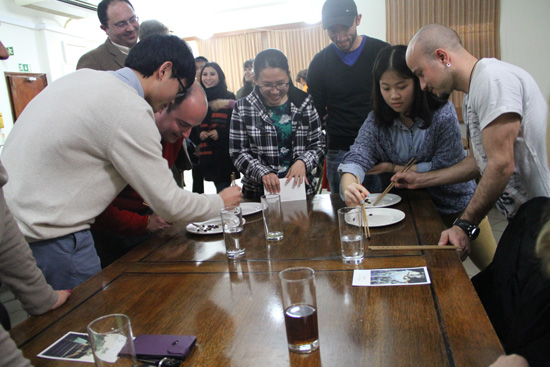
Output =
[
  {"x1": 37, "y1": 331, "x2": 94, "y2": 363},
  {"x1": 352, "y1": 266, "x2": 431, "y2": 286},
  {"x1": 264, "y1": 178, "x2": 306, "y2": 202}
]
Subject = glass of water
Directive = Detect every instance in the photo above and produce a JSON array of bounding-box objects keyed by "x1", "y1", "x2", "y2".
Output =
[
  {"x1": 220, "y1": 206, "x2": 245, "y2": 259},
  {"x1": 337, "y1": 207, "x2": 364, "y2": 264}
]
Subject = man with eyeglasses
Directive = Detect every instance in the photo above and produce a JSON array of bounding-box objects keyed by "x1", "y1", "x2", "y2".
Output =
[
  {"x1": 77, "y1": 0, "x2": 140, "y2": 71},
  {"x1": 1, "y1": 35, "x2": 242, "y2": 290},
  {"x1": 307, "y1": 0, "x2": 388, "y2": 195}
]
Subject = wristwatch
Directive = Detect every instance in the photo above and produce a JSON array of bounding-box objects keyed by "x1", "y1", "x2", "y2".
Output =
[{"x1": 453, "y1": 218, "x2": 480, "y2": 240}]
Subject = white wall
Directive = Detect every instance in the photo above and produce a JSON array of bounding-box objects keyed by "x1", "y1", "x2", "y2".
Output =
[
  {"x1": 355, "y1": 0, "x2": 387, "y2": 42},
  {"x1": 500, "y1": 0, "x2": 550, "y2": 101}
]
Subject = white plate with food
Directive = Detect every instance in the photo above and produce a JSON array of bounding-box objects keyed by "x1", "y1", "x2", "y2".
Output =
[
  {"x1": 364, "y1": 193, "x2": 401, "y2": 208},
  {"x1": 348, "y1": 208, "x2": 405, "y2": 227},
  {"x1": 240, "y1": 202, "x2": 262, "y2": 216},
  {"x1": 186, "y1": 217, "x2": 246, "y2": 235}
]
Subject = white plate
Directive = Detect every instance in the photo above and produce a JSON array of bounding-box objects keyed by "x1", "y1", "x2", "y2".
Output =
[
  {"x1": 240, "y1": 202, "x2": 262, "y2": 216},
  {"x1": 348, "y1": 208, "x2": 405, "y2": 227},
  {"x1": 186, "y1": 217, "x2": 246, "y2": 235},
  {"x1": 364, "y1": 193, "x2": 401, "y2": 208}
]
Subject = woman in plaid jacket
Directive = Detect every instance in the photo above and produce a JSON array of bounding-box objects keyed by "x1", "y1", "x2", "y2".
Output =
[{"x1": 229, "y1": 49, "x2": 325, "y2": 200}]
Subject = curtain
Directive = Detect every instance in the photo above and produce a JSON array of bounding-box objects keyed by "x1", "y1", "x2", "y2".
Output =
[
  {"x1": 386, "y1": 0, "x2": 500, "y2": 121},
  {"x1": 194, "y1": 23, "x2": 330, "y2": 94}
]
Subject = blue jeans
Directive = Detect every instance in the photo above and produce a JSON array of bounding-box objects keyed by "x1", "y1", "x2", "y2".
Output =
[
  {"x1": 326, "y1": 149, "x2": 382, "y2": 194},
  {"x1": 30, "y1": 229, "x2": 101, "y2": 290}
]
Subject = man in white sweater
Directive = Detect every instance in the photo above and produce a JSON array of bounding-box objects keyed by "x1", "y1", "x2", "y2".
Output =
[{"x1": 1, "y1": 35, "x2": 242, "y2": 289}]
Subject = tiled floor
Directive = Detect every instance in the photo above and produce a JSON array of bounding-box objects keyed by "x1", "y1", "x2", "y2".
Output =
[{"x1": 0, "y1": 171, "x2": 509, "y2": 328}]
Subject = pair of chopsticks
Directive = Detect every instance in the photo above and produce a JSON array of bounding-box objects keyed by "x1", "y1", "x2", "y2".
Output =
[
  {"x1": 356, "y1": 175, "x2": 370, "y2": 240},
  {"x1": 371, "y1": 157, "x2": 417, "y2": 207},
  {"x1": 370, "y1": 245, "x2": 460, "y2": 251}
]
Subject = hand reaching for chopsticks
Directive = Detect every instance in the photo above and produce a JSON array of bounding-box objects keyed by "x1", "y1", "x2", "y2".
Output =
[
  {"x1": 372, "y1": 158, "x2": 416, "y2": 207},
  {"x1": 439, "y1": 226, "x2": 471, "y2": 260},
  {"x1": 341, "y1": 173, "x2": 370, "y2": 207}
]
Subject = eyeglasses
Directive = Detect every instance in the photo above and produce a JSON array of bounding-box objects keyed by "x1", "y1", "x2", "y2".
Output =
[
  {"x1": 259, "y1": 82, "x2": 290, "y2": 91},
  {"x1": 111, "y1": 15, "x2": 139, "y2": 30},
  {"x1": 172, "y1": 67, "x2": 187, "y2": 99}
]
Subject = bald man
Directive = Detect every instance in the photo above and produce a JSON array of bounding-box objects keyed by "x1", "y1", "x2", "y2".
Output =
[
  {"x1": 393, "y1": 24, "x2": 550, "y2": 257},
  {"x1": 92, "y1": 83, "x2": 209, "y2": 266}
]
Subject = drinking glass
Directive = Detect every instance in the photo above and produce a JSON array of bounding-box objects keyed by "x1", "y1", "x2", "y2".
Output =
[
  {"x1": 279, "y1": 267, "x2": 319, "y2": 353},
  {"x1": 338, "y1": 207, "x2": 364, "y2": 264},
  {"x1": 87, "y1": 314, "x2": 137, "y2": 367},
  {"x1": 261, "y1": 194, "x2": 284, "y2": 241},
  {"x1": 220, "y1": 206, "x2": 245, "y2": 259}
]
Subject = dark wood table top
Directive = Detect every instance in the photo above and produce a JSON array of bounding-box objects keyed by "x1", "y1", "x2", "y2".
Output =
[{"x1": 12, "y1": 191, "x2": 504, "y2": 366}]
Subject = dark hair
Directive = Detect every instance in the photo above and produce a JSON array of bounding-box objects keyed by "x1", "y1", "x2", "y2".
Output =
[
  {"x1": 243, "y1": 59, "x2": 254, "y2": 69},
  {"x1": 199, "y1": 62, "x2": 228, "y2": 92},
  {"x1": 125, "y1": 35, "x2": 195, "y2": 85},
  {"x1": 242, "y1": 59, "x2": 254, "y2": 85},
  {"x1": 195, "y1": 56, "x2": 208, "y2": 63},
  {"x1": 254, "y1": 49, "x2": 291, "y2": 81},
  {"x1": 296, "y1": 69, "x2": 307, "y2": 82},
  {"x1": 138, "y1": 19, "x2": 169, "y2": 40},
  {"x1": 372, "y1": 45, "x2": 446, "y2": 129},
  {"x1": 97, "y1": 0, "x2": 134, "y2": 27}
]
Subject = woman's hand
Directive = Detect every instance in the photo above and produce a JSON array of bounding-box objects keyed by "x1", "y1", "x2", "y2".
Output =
[
  {"x1": 147, "y1": 213, "x2": 173, "y2": 233},
  {"x1": 262, "y1": 173, "x2": 281, "y2": 194},
  {"x1": 208, "y1": 130, "x2": 219, "y2": 141},
  {"x1": 285, "y1": 160, "x2": 308, "y2": 186},
  {"x1": 199, "y1": 131, "x2": 209, "y2": 141},
  {"x1": 341, "y1": 173, "x2": 370, "y2": 207},
  {"x1": 368, "y1": 162, "x2": 393, "y2": 175}
]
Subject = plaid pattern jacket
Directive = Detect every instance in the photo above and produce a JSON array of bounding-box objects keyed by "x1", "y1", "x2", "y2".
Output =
[{"x1": 230, "y1": 86, "x2": 325, "y2": 198}]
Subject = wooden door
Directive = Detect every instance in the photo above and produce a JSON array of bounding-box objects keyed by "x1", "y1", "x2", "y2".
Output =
[{"x1": 4, "y1": 72, "x2": 48, "y2": 122}]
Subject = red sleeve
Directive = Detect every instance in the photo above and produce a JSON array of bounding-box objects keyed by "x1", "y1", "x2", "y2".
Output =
[{"x1": 93, "y1": 203, "x2": 149, "y2": 236}]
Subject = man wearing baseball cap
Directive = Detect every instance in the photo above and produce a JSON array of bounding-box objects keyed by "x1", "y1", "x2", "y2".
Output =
[{"x1": 307, "y1": 0, "x2": 388, "y2": 195}]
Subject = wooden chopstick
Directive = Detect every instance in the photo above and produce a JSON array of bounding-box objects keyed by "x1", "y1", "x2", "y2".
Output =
[
  {"x1": 369, "y1": 245, "x2": 460, "y2": 251},
  {"x1": 355, "y1": 175, "x2": 370, "y2": 241},
  {"x1": 371, "y1": 157, "x2": 417, "y2": 207}
]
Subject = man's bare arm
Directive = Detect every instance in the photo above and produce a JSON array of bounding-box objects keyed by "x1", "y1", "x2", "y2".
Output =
[
  {"x1": 460, "y1": 113, "x2": 520, "y2": 224},
  {"x1": 392, "y1": 155, "x2": 479, "y2": 190}
]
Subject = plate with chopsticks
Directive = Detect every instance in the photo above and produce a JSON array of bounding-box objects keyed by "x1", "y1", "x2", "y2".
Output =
[
  {"x1": 186, "y1": 218, "x2": 246, "y2": 235},
  {"x1": 358, "y1": 208, "x2": 405, "y2": 227},
  {"x1": 364, "y1": 193, "x2": 401, "y2": 208}
]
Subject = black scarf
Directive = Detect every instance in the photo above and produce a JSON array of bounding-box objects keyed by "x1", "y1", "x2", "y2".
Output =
[{"x1": 204, "y1": 83, "x2": 228, "y2": 102}]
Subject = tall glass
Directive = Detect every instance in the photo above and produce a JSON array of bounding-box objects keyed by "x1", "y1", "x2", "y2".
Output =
[
  {"x1": 338, "y1": 207, "x2": 364, "y2": 264},
  {"x1": 220, "y1": 206, "x2": 245, "y2": 259},
  {"x1": 261, "y1": 194, "x2": 284, "y2": 241},
  {"x1": 279, "y1": 267, "x2": 319, "y2": 353},
  {"x1": 87, "y1": 314, "x2": 137, "y2": 367}
]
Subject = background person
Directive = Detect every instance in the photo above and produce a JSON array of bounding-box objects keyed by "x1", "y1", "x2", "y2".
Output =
[
  {"x1": 295, "y1": 69, "x2": 308, "y2": 92},
  {"x1": 236, "y1": 59, "x2": 255, "y2": 99},
  {"x1": 307, "y1": 0, "x2": 388, "y2": 195},
  {"x1": 198, "y1": 62, "x2": 239, "y2": 192},
  {"x1": 395, "y1": 24, "x2": 550, "y2": 257},
  {"x1": 76, "y1": 0, "x2": 139, "y2": 71},
  {"x1": 91, "y1": 83, "x2": 208, "y2": 267},
  {"x1": 339, "y1": 45, "x2": 496, "y2": 270},
  {"x1": 230, "y1": 49, "x2": 325, "y2": 200},
  {"x1": 138, "y1": 19, "x2": 169, "y2": 40}
]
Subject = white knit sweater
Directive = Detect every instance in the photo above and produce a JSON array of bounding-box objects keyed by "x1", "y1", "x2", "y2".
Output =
[{"x1": 1, "y1": 69, "x2": 223, "y2": 242}]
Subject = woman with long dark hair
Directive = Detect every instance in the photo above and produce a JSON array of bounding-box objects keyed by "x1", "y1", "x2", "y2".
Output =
[
  {"x1": 230, "y1": 49, "x2": 324, "y2": 200},
  {"x1": 236, "y1": 59, "x2": 254, "y2": 99},
  {"x1": 198, "y1": 62, "x2": 239, "y2": 192},
  {"x1": 339, "y1": 45, "x2": 496, "y2": 270}
]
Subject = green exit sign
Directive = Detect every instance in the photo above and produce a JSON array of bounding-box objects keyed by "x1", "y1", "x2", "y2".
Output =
[
  {"x1": 6, "y1": 47, "x2": 14, "y2": 56},
  {"x1": 18, "y1": 64, "x2": 30, "y2": 72}
]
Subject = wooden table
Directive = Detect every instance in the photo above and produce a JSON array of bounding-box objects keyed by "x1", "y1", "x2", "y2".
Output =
[{"x1": 11, "y1": 191, "x2": 504, "y2": 366}]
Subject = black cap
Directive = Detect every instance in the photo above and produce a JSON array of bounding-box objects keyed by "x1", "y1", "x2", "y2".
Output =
[{"x1": 322, "y1": 0, "x2": 358, "y2": 30}]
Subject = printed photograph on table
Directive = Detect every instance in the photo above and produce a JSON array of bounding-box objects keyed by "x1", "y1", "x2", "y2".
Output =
[
  {"x1": 352, "y1": 267, "x2": 431, "y2": 286},
  {"x1": 37, "y1": 332, "x2": 94, "y2": 363}
]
